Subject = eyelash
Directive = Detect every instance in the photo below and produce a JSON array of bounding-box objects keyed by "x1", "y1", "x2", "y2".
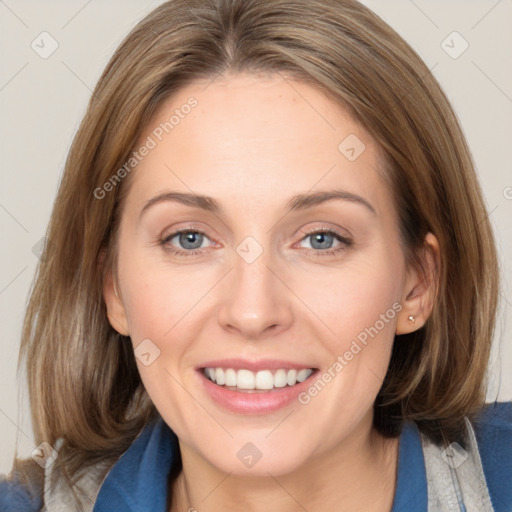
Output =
[
  {"x1": 300, "y1": 227, "x2": 353, "y2": 257},
  {"x1": 159, "y1": 227, "x2": 352, "y2": 258}
]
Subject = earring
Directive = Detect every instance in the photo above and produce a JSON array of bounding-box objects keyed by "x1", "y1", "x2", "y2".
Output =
[{"x1": 408, "y1": 315, "x2": 415, "y2": 323}]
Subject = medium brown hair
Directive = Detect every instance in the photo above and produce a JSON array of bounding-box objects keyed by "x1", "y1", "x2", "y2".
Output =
[{"x1": 12, "y1": 0, "x2": 499, "y2": 505}]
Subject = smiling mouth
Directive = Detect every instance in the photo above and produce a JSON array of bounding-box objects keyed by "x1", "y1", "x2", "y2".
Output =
[{"x1": 202, "y1": 367, "x2": 317, "y2": 392}]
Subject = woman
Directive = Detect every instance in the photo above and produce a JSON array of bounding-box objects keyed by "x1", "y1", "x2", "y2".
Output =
[{"x1": 1, "y1": 0, "x2": 510, "y2": 511}]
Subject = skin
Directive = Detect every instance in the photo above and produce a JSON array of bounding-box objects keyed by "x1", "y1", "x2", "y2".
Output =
[{"x1": 104, "y1": 72, "x2": 439, "y2": 512}]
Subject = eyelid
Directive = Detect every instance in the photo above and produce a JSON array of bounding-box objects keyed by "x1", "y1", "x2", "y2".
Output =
[
  {"x1": 159, "y1": 224, "x2": 353, "y2": 257},
  {"x1": 161, "y1": 223, "x2": 217, "y2": 242},
  {"x1": 299, "y1": 225, "x2": 351, "y2": 238},
  {"x1": 295, "y1": 224, "x2": 352, "y2": 244},
  {"x1": 161, "y1": 227, "x2": 217, "y2": 247},
  {"x1": 293, "y1": 226, "x2": 352, "y2": 251}
]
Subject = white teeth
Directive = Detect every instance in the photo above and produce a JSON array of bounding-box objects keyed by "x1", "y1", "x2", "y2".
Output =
[
  {"x1": 237, "y1": 369, "x2": 255, "y2": 389},
  {"x1": 296, "y1": 369, "x2": 312, "y2": 383},
  {"x1": 255, "y1": 370, "x2": 274, "y2": 390},
  {"x1": 286, "y1": 369, "x2": 297, "y2": 386},
  {"x1": 204, "y1": 367, "x2": 313, "y2": 390},
  {"x1": 224, "y1": 368, "x2": 237, "y2": 387},
  {"x1": 215, "y1": 367, "x2": 225, "y2": 385},
  {"x1": 273, "y1": 369, "x2": 287, "y2": 388}
]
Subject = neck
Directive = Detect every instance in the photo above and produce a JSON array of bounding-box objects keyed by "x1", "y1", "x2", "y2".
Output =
[{"x1": 169, "y1": 419, "x2": 399, "y2": 512}]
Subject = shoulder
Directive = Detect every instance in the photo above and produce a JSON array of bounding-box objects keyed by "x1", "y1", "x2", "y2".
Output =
[
  {"x1": 470, "y1": 401, "x2": 512, "y2": 512},
  {"x1": 43, "y1": 417, "x2": 173, "y2": 511},
  {"x1": 43, "y1": 459, "x2": 111, "y2": 512},
  {"x1": 0, "y1": 474, "x2": 43, "y2": 512},
  {"x1": 92, "y1": 416, "x2": 179, "y2": 510},
  {"x1": 0, "y1": 444, "x2": 110, "y2": 512}
]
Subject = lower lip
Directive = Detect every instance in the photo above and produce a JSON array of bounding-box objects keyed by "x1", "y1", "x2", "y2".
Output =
[{"x1": 197, "y1": 369, "x2": 316, "y2": 414}]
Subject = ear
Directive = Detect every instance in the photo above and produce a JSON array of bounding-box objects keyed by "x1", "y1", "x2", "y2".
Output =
[
  {"x1": 396, "y1": 232, "x2": 440, "y2": 335},
  {"x1": 103, "y1": 265, "x2": 130, "y2": 336}
]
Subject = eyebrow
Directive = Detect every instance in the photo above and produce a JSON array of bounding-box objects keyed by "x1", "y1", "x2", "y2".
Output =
[{"x1": 139, "y1": 188, "x2": 376, "y2": 220}]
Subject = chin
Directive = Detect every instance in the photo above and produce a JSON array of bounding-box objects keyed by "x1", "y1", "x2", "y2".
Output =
[{"x1": 196, "y1": 435, "x2": 315, "y2": 477}]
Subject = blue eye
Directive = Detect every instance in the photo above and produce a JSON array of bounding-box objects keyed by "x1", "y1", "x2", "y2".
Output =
[
  {"x1": 175, "y1": 231, "x2": 204, "y2": 250},
  {"x1": 161, "y1": 230, "x2": 211, "y2": 255},
  {"x1": 160, "y1": 228, "x2": 352, "y2": 258},
  {"x1": 307, "y1": 232, "x2": 336, "y2": 250},
  {"x1": 298, "y1": 230, "x2": 352, "y2": 255}
]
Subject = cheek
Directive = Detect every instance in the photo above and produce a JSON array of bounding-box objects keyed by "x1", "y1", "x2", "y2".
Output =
[
  {"x1": 117, "y1": 261, "x2": 214, "y2": 427},
  {"x1": 119, "y1": 256, "x2": 217, "y2": 342},
  {"x1": 293, "y1": 248, "x2": 404, "y2": 411},
  {"x1": 120, "y1": 232, "x2": 404, "y2": 354},
  {"x1": 299, "y1": 253, "x2": 403, "y2": 344},
  {"x1": 291, "y1": 259, "x2": 402, "y2": 436}
]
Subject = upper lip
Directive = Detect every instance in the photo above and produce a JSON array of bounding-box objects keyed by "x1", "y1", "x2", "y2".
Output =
[{"x1": 197, "y1": 358, "x2": 317, "y2": 372}]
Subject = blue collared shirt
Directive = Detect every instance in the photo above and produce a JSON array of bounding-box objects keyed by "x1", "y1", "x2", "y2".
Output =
[{"x1": 2, "y1": 402, "x2": 511, "y2": 511}]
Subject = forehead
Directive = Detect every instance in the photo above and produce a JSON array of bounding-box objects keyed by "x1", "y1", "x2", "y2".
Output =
[{"x1": 124, "y1": 72, "x2": 392, "y2": 221}]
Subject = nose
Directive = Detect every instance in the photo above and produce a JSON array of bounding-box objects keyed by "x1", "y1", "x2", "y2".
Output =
[{"x1": 216, "y1": 248, "x2": 294, "y2": 341}]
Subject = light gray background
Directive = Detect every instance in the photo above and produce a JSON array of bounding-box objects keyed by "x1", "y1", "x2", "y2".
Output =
[{"x1": 1, "y1": 0, "x2": 511, "y2": 474}]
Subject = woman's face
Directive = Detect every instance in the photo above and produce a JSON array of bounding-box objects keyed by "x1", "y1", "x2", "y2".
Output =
[{"x1": 106, "y1": 72, "x2": 424, "y2": 476}]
